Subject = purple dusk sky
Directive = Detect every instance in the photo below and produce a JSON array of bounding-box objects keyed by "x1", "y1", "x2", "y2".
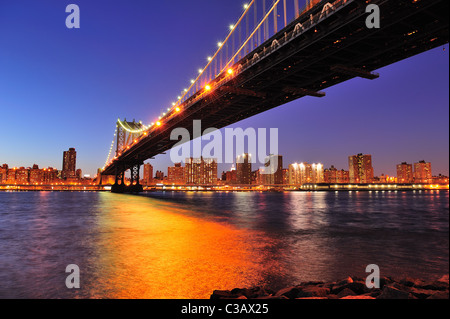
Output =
[{"x1": 0, "y1": 1, "x2": 448, "y2": 177}]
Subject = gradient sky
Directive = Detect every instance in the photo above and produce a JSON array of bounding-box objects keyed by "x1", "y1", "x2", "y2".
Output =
[{"x1": 0, "y1": 0, "x2": 448, "y2": 177}]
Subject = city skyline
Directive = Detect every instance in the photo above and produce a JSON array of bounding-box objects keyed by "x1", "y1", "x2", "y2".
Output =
[
  {"x1": 1, "y1": 148, "x2": 447, "y2": 185},
  {"x1": 0, "y1": 1, "x2": 448, "y2": 178}
]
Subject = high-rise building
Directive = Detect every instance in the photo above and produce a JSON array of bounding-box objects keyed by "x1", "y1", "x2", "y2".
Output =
[
  {"x1": 263, "y1": 155, "x2": 283, "y2": 185},
  {"x1": 288, "y1": 162, "x2": 324, "y2": 185},
  {"x1": 185, "y1": 157, "x2": 217, "y2": 185},
  {"x1": 0, "y1": 164, "x2": 8, "y2": 184},
  {"x1": 29, "y1": 164, "x2": 43, "y2": 184},
  {"x1": 397, "y1": 162, "x2": 413, "y2": 184},
  {"x1": 168, "y1": 163, "x2": 185, "y2": 185},
  {"x1": 225, "y1": 166, "x2": 237, "y2": 185},
  {"x1": 202, "y1": 158, "x2": 217, "y2": 185},
  {"x1": 43, "y1": 167, "x2": 58, "y2": 184},
  {"x1": 414, "y1": 160, "x2": 432, "y2": 184},
  {"x1": 62, "y1": 148, "x2": 77, "y2": 180},
  {"x1": 155, "y1": 170, "x2": 165, "y2": 181},
  {"x1": 236, "y1": 154, "x2": 252, "y2": 185},
  {"x1": 348, "y1": 154, "x2": 374, "y2": 184},
  {"x1": 143, "y1": 163, "x2": 153, "y2": 185},
  {"x1": 15, "y1": 167, "x2": 29, "y2": 184},
  {"x1": 324, "y1": 165, "x2": 350, "y2": 184}
]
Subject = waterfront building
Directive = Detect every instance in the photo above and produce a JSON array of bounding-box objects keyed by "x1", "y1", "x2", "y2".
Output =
[
  {"x1": 414, "y1": 160, "x2": 432, "y2": 184},
  {"x1": 264, "y1": 155, "x2": 283, "y2": 185},
  {"x1": 185, "y1": 157, "x2": 217, "y2": 185},
  {"x1": 15, "y1": 167, "x2": 29, "y2": 184},
  {"x1": 324, "y1": 165, "x2": 349, "y2": 184},
  {"x1": 348, "y1": 153, "x2": 374, "y2": 184},
  {"x1": 62, "y1": 148, "x2": 77, "y2": 180},
  {"x1": 143, "y1": 163, "x2": 153, "y2": 185},
  {"x1": 0, "y1": 164, "x2": 8, "y2": 183},
  {"x1": 168, "y1": 163, "x2": 185, "y2": 185},
  {"x1": 236, "y1": 154, "x2": 252, "y2": 185},
  {"x1": 288, "y1": 162, "x2": 324, "y2": 185},
  {"x1": 29, "y1": 164, "x2": 43, "y2": 184},
  {"x1": 397, "y1": 162, "x2": 414, "y2": 183}
]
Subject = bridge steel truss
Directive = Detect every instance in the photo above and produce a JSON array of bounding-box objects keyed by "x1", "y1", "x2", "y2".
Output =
[
  {"x1": 110, "y1": 119, "x2": 146, "y2": 193},
  {"x1": 102, "y1": 0, "x2": 449, "y2": 193}
]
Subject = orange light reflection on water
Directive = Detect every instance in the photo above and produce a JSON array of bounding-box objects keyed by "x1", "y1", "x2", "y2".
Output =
[{"x1": 91, "y1": 193, "x2": 277, "y2": 299}]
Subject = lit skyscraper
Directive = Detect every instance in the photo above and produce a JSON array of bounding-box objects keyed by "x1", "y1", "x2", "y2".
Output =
[
  {"x1": 264, "y1": 155, "x2": 283, "y2": 185},
  {"x1": 414, "y1": 160, "x2": 432, "y2": 184},
  {"x1": 62, "y1": 148, "x2": 76, "y2": 180},
  {"x1": 143, "y1": 163, "x2": 153, "y2": 185},
  {"x1": 236, "y1": 154, "x2": 252, "y2": 185},
  {"x1": 348, "y1": 154, "x2": 374, "y2": 184},
  {"x1": 288, "y1": 162, "x2": 324, "y2": 185},
  {"x1": 168, "y1": 163, "x2": 185, "y2": 185},
  {"x1": 397, "y1": 162, "x2": 413, "y2": 183},
  {"x1": 185, "y1": 157, "x2": 217, "y2": 185}
]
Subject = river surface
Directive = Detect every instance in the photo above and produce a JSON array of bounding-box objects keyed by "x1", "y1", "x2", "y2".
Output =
[{"x1": 0, "y1": 190, "x2": 448, "y2": 299}]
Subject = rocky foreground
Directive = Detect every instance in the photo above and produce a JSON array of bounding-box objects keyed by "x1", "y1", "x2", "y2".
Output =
[{"x1": 211, "y1": 275, "x2": 449, "y2": 299}]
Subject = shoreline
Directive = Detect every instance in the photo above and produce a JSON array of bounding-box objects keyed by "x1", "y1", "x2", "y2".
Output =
[
  {"x1": 1, "y1": 187, "x2": 448, "y2": 193},
  {"x1": 210, "y1": 275, "x2": 449, "y2": 299}
]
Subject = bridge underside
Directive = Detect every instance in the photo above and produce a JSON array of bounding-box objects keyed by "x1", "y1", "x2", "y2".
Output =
[{"x1": 102, "y1": 0, "x2": 449, "y2": 178}]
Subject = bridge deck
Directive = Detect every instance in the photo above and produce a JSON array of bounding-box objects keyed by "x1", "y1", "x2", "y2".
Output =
[{"x1": 103, "y1": 0, "x2": 449, "y2": 175}]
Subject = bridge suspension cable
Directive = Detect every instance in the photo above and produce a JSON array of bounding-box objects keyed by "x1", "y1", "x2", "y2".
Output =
[{"x1": 102, "y1": 124, "x2": 118, "y2": 171}]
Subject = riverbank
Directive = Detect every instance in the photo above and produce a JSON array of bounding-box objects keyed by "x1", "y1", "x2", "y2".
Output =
[{"x1": 210, "y1": 275, "x2": 449, "y2": 299}]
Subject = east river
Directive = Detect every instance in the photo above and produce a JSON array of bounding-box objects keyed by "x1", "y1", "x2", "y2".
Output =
[{"x1": 0, "y1": 190, "x2": 448, "y2": 298}]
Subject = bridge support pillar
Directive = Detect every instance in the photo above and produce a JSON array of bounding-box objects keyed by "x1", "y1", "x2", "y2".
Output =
[
  {"x1": 111, "y1": 163, "x2": 126, "y2": 193},
  {"x1": 126, "y1": 163, "x2": 143, "y2": 194}
]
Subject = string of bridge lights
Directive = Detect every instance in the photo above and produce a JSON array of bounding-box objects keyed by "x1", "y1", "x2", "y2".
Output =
[
  {"x1": 103, "y1": 1, "x2": 284, "y2": 170},
  {"x1": 147, "y1": 2, "x2": 253, "y2": 131},
  {"x1": 102, "y1": 125, "x2": 118, "y2": 171}
]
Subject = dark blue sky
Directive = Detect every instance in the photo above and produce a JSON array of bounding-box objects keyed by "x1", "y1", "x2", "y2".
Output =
[{"x1": 0, "y1": 0, "x2": 448, "y2": 177}]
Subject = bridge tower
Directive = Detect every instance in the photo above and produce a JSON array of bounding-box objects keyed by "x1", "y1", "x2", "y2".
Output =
[{"x1": 111, "y1": 119, "x2": 145, "y2": 194}]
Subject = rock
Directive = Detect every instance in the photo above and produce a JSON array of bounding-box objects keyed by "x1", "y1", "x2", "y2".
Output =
[
  {"x1": 399, "y1": 277, "x2": 423, "y2": 288},
  {"x1": 427, "y1": 291, "x2": 449, "y2": 299},
  {"x1": 409, "y1": 287, "x2": 438, "y2": 299},
  {"x1": 377, "y1": 286, "x2": 415, "y2": 299},
  {"x1": 297, "y1": 286, "x2": 330, "y2": 298},
  {"x1": 341, "y1": 295, "x2": 376, "y2": 299},
  {"x1": 331, "y1": 281, "x2": 367, "y2": 295},
  {"x1": 336, "y1": 277, "x2": 353, "y2": 285},
  {"x1": 210, "y1": 290, "x2": 240, "y2": 299},
  {"x1": 302, "y1": 281, "x2": 325, "y2": 286},
  {"x1": 379, "y1": 276, "x2": 395, "y2": 289},
  {"x1": 418, "y1": 281, "x2": 448, "y2": 291},
  {"x1": 337, "y1": 288, "x2": 357, "y2": 298},
  {"x1": 437, "y1": 274, "x2": 449, "y2": 284},
  {"x1": 275, "y1": 286, "x2": 301, "y2": 299}
]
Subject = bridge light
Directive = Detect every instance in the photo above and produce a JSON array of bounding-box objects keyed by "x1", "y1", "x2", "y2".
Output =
[
  {"x1": 175, "y1": 107, "x2": 181, "y2": 112},
  {"x1": 190, "y1": 79, "x2": 195, "y2": 84},
  {"x1": 243, "y1": 3, "x2": 249, "y2": 9},
  {"x1": 205, "y1": 84, "x2": 212, "y2": 91},
  {"x1": 207, "y1": 56, "x2": 212, "y2": 61},
  {"x1": 227, "y1": 68, "x2": 234, "y2": 75},
  {"x1": 217, "y1": 42, "x2": 223, "y2": 48},
  {"x1": 229, "y1": 24, "x2": 234, "y2": 30},
  {"x1": 156, "y1": 121, "x2": 162, "y2": 127}
]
